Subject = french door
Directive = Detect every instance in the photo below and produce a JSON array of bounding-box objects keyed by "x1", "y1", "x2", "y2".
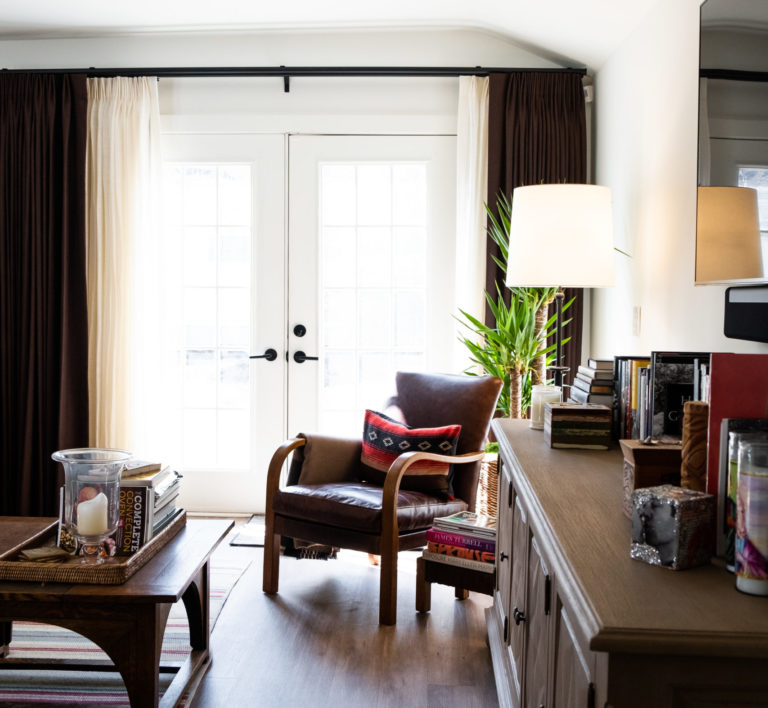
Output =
[
  {"x1": 158, "y1": 132, "x2": 455, "y2": 513},
  {"x1": 287, "y1": 135, "x2": 456, "y2": 437}
]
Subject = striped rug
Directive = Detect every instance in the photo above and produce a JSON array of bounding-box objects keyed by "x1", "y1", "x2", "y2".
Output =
[{"x1": 0, "y1": 558, "x2": 251, "y2": 705}]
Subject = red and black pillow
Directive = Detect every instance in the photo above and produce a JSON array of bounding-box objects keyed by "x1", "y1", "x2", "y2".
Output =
[{"x1": 359, "y1": 410, "x2": 461, "y2": 497}]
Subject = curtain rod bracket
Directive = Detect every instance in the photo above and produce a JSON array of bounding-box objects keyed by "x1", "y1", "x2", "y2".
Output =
[{"x1": 283, "y1": 67, "x2": 290, "y2": 93}]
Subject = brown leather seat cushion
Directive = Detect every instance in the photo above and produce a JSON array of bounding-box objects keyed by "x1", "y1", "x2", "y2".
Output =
[{"x1": 273, "y1": 482, "x2": 468, "y2": 533}]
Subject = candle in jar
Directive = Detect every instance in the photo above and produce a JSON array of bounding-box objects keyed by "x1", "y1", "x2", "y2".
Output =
[{"x1": 77, "y1": 492, "x2": 109, "y2": 536}]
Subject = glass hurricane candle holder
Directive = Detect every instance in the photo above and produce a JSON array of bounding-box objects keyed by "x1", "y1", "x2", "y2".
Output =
[{"x1": 52, "y1": 448, "x2": 132, "y2": 564}]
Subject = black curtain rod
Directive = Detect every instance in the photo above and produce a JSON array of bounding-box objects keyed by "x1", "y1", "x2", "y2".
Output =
[
  {"x1": 1, "y1": 65, "x2": 587, "y2": 92},
  {"x1": 1, "y1": 65, "x2": 587, "y2": 78},
  {"x1": 700, "y1": 68, "x2": 768, "y2": 83}
]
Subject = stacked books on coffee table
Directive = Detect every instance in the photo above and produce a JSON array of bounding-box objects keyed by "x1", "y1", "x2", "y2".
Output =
[
  {"x1": 115, "y1": 462, "x2": 184, "y2": 555},
  {"x1": 422, "y1": 511, "x2": 497, "y2": 574}
]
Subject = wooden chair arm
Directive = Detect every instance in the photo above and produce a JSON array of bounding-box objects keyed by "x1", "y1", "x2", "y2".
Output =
[
  {"x1": 387, "y1": 450, "x2": 486, "y2": 478},
  {"x1": 379, "y1": 449, "x2": 485, "y2": 580},
  {"x1": 265, "y1": 437, "x2": 306, "y2": 509}
]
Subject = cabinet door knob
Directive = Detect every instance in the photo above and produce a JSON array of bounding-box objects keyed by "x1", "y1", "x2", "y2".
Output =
[
  {"x1": 500, "y1": 552, "x2": 509, "y2": 562},
  {"x1": 513, "y1": 606, "x2": 526, "y2": 625}
]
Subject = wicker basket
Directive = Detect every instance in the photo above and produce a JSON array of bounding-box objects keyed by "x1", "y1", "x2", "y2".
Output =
[{"x1": 476, "y1": 453, "x2": 499, "y2": 519}]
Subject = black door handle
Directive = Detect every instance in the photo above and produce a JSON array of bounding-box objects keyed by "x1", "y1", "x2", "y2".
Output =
[
  {"x1": 293, "y1": 350, "x2": 319, "y2": 364},
  {"x1": 513, "y1": 607, "x2": 526, "y2": 625},
  {"x1": 250, "y1": 348, "x2": 277, "y2": 362}
]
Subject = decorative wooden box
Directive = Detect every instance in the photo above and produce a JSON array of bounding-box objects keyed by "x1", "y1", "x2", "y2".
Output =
[
  {"x1": 630, "y1": 485, "x2": 715, "y2": 570},
  {"x1": 619, "y1": 439, "x2": 682, "y2": 517},
  {"x1": 544, "y1": 402, "x2": 612, "y2": 450}
]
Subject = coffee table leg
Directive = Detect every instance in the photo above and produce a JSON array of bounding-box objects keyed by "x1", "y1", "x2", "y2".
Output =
[
  {"x1": 104, "y1": 603, "x2": 172, "y2": 708},
  {"x1": 182, "y1": 560, "x2": 210, "y2": 651},
  {"x1": 0, "y1": 620, "x2": 11, "y2": 657}
]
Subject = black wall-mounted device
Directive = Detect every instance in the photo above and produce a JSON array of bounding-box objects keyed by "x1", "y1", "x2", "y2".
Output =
[{"x1": 724, "y1": 285, "x2": 768, "y2": 343}]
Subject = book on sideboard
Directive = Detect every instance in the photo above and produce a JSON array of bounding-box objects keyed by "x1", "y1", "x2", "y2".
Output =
[
  {"x1": 706, "y1": 353, "x2": 768, "y2": 498},
  {"x1": 576, "y1": 364, "x2": 613, "y2": 381},
  {"x1": 569, "y1": 385, "x2": 613, "y2": 407},
  {"x1": 587, "y1": 358, "x2": 613, "y2": 370},
  {"x1": 612, "y1": 355, "x2": 649, "y2": 440},
  {"x1": 649, "y1": 351, "x2": 710, "y2": 441},
  {"x1": 572, "y1": 374, "x2": 613, "y2": 395}
]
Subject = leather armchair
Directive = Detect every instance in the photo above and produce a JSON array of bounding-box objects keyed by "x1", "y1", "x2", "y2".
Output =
[{"x1": 262, "y1": 371, "x2": 502, "y2": 625}]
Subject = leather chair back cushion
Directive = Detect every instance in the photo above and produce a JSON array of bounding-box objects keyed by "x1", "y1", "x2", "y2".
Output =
[
  {"x1": 287, "y1": 434, "x2": 362, "y2": 486},
  {"x1": 273, "y1": 482, "x2": 468, "y2": 533},
  {"x1": 392, "y1": 372, "x2": 502, "y2": 507}
]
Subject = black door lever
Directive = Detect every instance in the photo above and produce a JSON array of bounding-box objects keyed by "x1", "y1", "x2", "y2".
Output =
[
  {"x1": 250, "y1": 348, "x2": 277, "y2": 362},
  {"x1": 293, "y1": 351, "x2": 319, "y2": 364}
]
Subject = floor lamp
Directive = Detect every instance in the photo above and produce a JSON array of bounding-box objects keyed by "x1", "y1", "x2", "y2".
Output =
[{"x1": 506, "y1": 184, "x2": 616, "y2": 388}]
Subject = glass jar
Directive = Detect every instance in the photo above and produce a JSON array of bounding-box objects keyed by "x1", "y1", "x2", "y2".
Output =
[
  {"x1": 52, "y1": 448, "x2": 132, "y2": 563},
  {"x1": 735, "y1": 440, "x2": 768, "y2": 596}
]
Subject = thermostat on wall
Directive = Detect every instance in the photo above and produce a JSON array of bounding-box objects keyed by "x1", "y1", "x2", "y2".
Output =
[{"x1": 724, "y1": 285, "x2": 768, "y2": 344}]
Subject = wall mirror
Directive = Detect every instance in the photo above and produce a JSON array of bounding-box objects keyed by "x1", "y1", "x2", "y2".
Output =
[{"x1": 697, "y1": 0, "x2": 768, "y2": 284}]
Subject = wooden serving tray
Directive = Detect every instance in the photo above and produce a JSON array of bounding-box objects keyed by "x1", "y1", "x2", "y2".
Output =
[{"x1": 0, "y1": 510, "x2": 186, "y2": 585}]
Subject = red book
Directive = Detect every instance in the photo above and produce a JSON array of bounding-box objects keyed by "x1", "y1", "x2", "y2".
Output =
[
  {"x1": 426, "y1": 541, "x2": 495, "y2": 564},
  {"x1": 706, "y1": 353, "x2": 768, "y2": 496},
  {"x1": 426, "y1": 528, "x2": 496, "y2": 553}
]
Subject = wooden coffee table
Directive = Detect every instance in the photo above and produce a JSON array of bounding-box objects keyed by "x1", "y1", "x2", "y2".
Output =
[{"x1": 0, "y1": 516, "x2": 233, "y2": 707}]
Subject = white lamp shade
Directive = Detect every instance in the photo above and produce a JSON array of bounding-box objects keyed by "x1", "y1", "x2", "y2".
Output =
[
  {"x1": 696, "y1": 186, "x2": 762, "y2": 282},
  {"x1": 506, "y1": 184, "x2": 615, "y2": 288}
]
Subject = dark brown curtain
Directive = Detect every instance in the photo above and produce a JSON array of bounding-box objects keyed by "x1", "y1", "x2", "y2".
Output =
[
  {"x1": 0, "y1": 74, "x2": 89, "y2": 516},
  {"x1": 486, "y1": 71, "x2": 586, "y2": 387}
]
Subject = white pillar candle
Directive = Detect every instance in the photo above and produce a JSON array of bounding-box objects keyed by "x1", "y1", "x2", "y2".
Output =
[
  {"x1": 77, "y1": 492, "x2": 109, "y2": 536},
  {"x1": 530, "y1": 385, "x2": 562, "y2": 430}
]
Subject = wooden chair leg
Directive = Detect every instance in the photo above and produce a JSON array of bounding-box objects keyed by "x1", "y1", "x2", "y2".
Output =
[
  {"x1": 379, "y1": 542, "x2": 398, "y2": 625},
  {"x1": 262, "y1": 512, "x2": 280, "y2": 594}
]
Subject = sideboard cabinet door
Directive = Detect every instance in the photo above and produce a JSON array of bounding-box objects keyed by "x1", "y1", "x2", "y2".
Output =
[
  {"x1": 524, "y1": 536, "x2": 551, "y2": 708},
  {"x1": 552, "y1": 594, "x2": 595, "y2": 708},
  {"x1": 508, "y1": 496, "x2": 529, "y2": 703}
]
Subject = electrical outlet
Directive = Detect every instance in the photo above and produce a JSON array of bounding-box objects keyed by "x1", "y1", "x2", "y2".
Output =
[{"x1": 632, "y1": 306, "x2": 642, "y2": 336}]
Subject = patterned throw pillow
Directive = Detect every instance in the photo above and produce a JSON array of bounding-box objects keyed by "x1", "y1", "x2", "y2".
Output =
[{"x1": 360, "y1": 410, "x2": 461, "y2": 497}]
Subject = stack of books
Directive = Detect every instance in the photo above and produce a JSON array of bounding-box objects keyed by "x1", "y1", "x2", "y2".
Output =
[
  {"x1": 115, "y1": 462, "x2": 183, "y2": 555},
  {"x1": 422, "y1": 511, "x2": 496, "y2": 574},
  {"x1": 570, "y1": 359, "x2": 614, "y2": 407}
]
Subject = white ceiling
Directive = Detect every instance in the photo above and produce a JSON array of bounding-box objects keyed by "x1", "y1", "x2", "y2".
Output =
[{"x1": 0, "y1": 0, "x2": 665, "y2": 70}]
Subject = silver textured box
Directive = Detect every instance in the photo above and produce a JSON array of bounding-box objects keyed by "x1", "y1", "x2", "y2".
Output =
[{"x1": 630, "y1": 484, "x2": 715, "y2": 570}]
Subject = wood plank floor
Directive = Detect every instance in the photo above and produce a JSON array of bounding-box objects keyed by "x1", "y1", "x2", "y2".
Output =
[{"x1": 191, "y1": 523, "x2": 499, "y2": 708}]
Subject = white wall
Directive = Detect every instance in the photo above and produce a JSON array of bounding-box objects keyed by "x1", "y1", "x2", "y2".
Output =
[{"x1": 592, "y1": 0, "x2": 768, "y2": 357}]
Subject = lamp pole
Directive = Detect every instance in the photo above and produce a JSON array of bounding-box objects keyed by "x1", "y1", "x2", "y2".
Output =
[{"x1": 549, "y1": 288, "x2": 569, "y2": 388}]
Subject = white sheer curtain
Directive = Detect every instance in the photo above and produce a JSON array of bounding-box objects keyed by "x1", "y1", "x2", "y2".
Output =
[
  {"x1": 86, "y1": 77, "x2": 161, "y2": 451},
  {"x1": 454, "y1": 75, "x2": 489, "y2": 372}
]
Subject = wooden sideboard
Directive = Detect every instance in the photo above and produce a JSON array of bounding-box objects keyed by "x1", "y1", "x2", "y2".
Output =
[{"x1": 487, "y1": 419, "x2": 768, "y2": 708}]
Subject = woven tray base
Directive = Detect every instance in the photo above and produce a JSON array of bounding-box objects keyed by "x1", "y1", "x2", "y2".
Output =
[{"x1": 0, "y1": 510, "x2": 186, "y2": 585}]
